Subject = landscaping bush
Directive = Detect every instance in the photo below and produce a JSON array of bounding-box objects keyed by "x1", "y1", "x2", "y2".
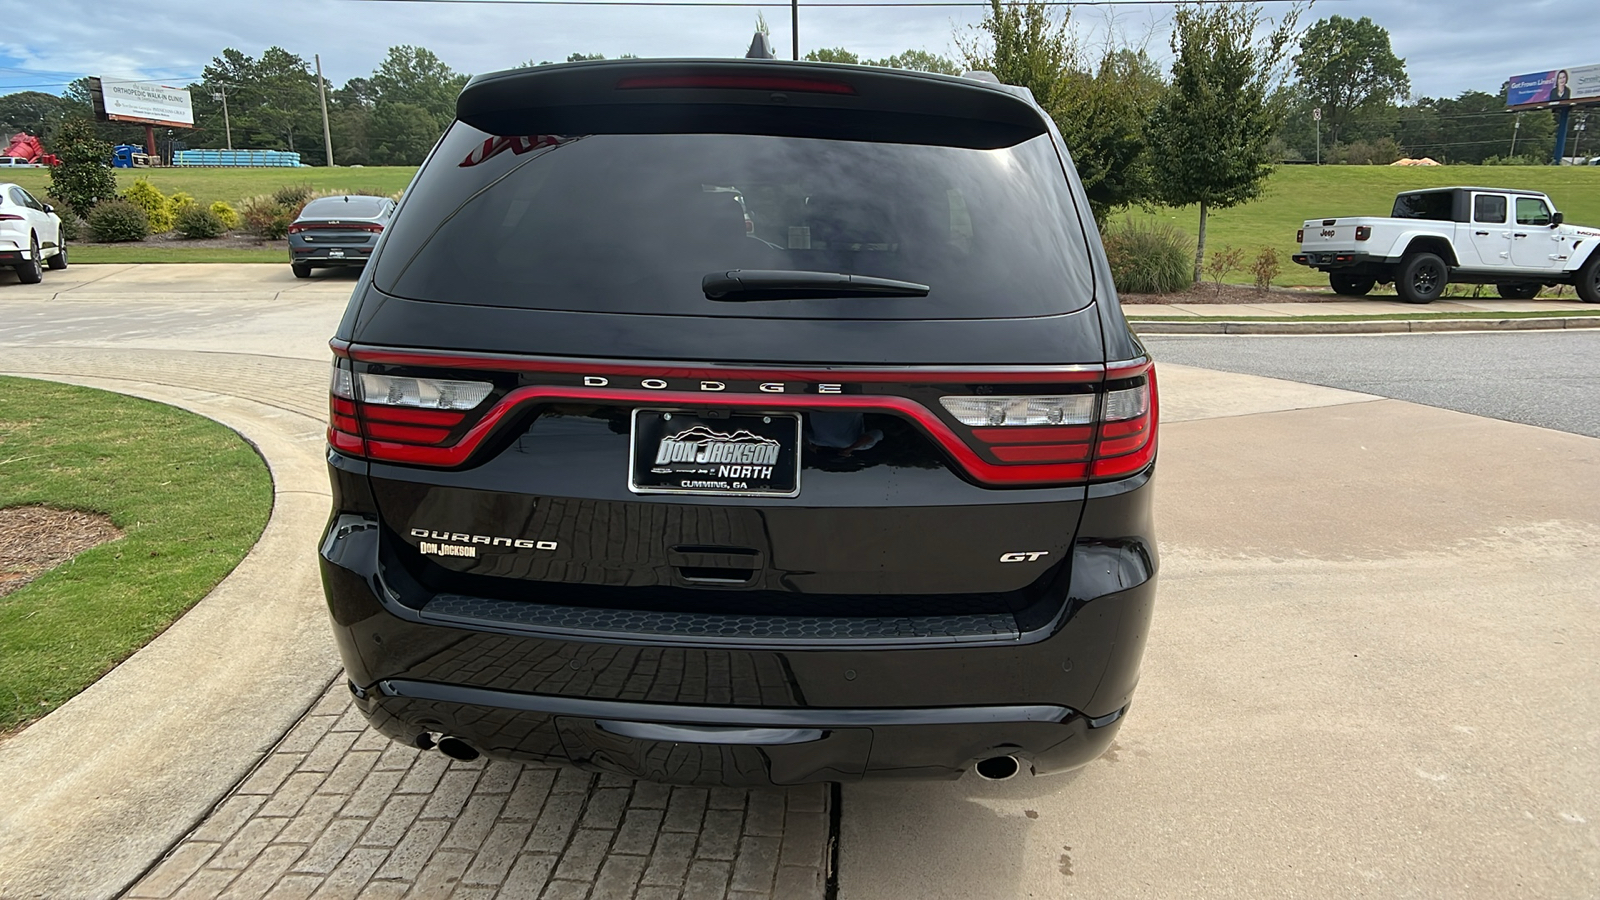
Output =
[
  {"x1": 123, "y1": 178, "x2": 173, "y2": 233},
  {"x1": 87, "y1": 199, "x2": 150, "y2": 242},
  {"x1": 56, "y1": 214, "x2": 82, "y2": 243},
  {"x1": 175, "y1": 204, "x2": 227, "y2": 239},
  {"x1": 209, "y1": 200, "x2": 240, "y2": 231},
  {"x1": 239, "y1": 194, "x2": 295, "y2": 240},
  {"x1": 169, "y1": 191, "x2": 199, "y2": 217},
  {"x1": 1204, "y1": 246, "x2": 1245, "y2": 295},
  {"x1": 1103, "y1": 218, "x2": 1195, "y2": 295},
  {"x1": 271, "y1": 183, "x2": 315, "y2": 209},
  {"x1": 1250, "y1": 245, "x2": 1281, "y2": 293}
]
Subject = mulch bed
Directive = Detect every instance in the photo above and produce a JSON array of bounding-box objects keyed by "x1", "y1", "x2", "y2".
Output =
[
  {"x1": 75, "y1": 232, "x2": 285, "y2": 252},
  {"x1": 0, "y1": 506, "x2": 123, "y2": 598},
  {"x1": 1120, "y1": 283, "x2": 1340, "y2": 304}
]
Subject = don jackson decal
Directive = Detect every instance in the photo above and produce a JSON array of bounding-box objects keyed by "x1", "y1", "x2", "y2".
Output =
[{"x1": 654, "y1": 425, "x2": 781, "y2": 479}]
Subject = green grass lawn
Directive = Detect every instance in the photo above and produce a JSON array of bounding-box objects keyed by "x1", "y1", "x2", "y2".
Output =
[
  {"x1": 1128, "y1": 165, "x2": 1600, "y2": 286},
  {"x1": 0, "y1": 377, "x2": 272, "y2": 734},
  {"x1": 6, "y1": 166, "x2": 417, "y2": 209}
]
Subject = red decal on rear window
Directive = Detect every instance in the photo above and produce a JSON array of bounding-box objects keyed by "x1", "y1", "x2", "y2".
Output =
[{"x1": 460, "y1": 135, "x2": 570, "y2": 167}]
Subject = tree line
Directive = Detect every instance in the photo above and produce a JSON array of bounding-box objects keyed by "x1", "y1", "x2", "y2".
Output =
[{"x1": 0, "y1": 7, "x2": 1571, "y2": 171}]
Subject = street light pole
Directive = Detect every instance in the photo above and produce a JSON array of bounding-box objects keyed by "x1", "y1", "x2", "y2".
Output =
[
  {"x1": 1313, "y1": 107, "x2": 1321, "y2": 165},
  {"x1": 315, "y1": 54, "x2": 335, "y2": 167}
]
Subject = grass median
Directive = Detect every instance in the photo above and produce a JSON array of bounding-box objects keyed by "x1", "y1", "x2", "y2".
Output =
[{"x1": 0, "y1": 377, "x2": 273, "y2": 736}]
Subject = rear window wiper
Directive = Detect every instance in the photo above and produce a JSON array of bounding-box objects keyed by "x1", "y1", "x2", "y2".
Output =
[{"x1": 702, "y1": 269, "x2": 930, "y2": 301}]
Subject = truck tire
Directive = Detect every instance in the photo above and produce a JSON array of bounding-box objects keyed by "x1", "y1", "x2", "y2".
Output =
[
  {"x1": 1396, "y1": 252, "x2": 1447, "y2": 304},
  {"x1": 1577, "y1": 254, "x2": 1600, "y2": 304},
  {"x1": 1329, "y1": 273, "x2": 1375, "y2": 297},
  {"x1": 1495, "y1": 283, "x2": 1540, "y2": 300}
]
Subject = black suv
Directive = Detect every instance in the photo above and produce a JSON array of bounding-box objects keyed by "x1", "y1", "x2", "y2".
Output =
[{"x1": 320, "y1": 58, "x2": 1158, "y2": 786}]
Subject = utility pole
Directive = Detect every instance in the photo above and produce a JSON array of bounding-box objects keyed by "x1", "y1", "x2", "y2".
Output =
[
  {"x1": 1574, "y1": 111, "x2": 1589, "y2": 161},
  {"x1": 1313, "y1": 107, "x2": 1321, "y2": 165},
  {"x1": 1510, "y1": 111, "x2": 1521, "y2": 157},
  {"x1": 212, "y1": 84, "x2": 233, "y2": 150},
  {"x1": 791, "y1": 0, "x2": 799, "y2": 60},
  {"x1": 315, "y1": 54, "x2": 335, "y2": 167}
]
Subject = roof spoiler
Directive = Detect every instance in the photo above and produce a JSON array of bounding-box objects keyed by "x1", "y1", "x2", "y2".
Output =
[{"x1": 456, "y1": 60, "x2": 1048, "y2": 150}]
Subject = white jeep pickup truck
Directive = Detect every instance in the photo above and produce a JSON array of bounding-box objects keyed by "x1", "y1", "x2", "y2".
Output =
[{"x1": 1292, "y1": 187, "x2": 1600, "y2": 303}]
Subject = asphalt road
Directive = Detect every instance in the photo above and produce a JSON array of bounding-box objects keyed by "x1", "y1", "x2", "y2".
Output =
[{"x1": 1145, "y1": 331, "x2": 1600, "y2": 438}]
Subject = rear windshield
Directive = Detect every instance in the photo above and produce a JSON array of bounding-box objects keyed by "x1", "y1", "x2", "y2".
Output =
[
  {"x1": 1392, "y1": 191, "x2": 1454, "y2": 221},
  {"x1": 303, "y1": 196, "x2": 389, "y2": 218},
  {"x1": 373, "y1": 125, "x2": 1094, "y2": 319}
]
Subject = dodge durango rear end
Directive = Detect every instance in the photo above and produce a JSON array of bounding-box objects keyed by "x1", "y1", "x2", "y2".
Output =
[{"x1": 318, "y1": 57, "x2": 1159, "y2": 785}]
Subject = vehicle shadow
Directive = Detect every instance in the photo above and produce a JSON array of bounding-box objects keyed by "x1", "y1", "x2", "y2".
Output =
[{"x1": 839, "y1": 769, "x2": 1086, "y2": 899}]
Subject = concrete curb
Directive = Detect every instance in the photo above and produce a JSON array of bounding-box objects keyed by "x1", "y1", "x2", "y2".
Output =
[
  {"x1": 0, "y1": 371, "x2": 338, "y2": 900},
  {"x1": 1129, "y1": 315, "x2": 1600, "y2": 335}
]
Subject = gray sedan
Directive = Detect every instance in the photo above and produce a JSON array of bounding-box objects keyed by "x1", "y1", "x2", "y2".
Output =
[{"x1": 288, "y1": 195, "x2": 395, "y2": 278}]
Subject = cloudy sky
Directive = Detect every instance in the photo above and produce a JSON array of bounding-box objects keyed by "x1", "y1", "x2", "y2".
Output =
[{"x1": 0, "y1": 0, "x2": 1591, "y2": 101}]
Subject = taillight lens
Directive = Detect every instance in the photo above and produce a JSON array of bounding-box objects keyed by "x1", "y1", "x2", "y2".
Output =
[
  {"x1": 327, "y1": 360, "x2": 494, "y2": 462},
  {"x1": 1354, "y1": 225, "x2": 1371, "y2": 241},
  {"x1": 1296, "y1": 228, "x2": 1304, "y2": 243},
  {"x1": 289, "y1": 222, "x2": 384, "y2": 234},
  {"x1": 939, "y1": 367, "x2": 1158, "y2": 481}
]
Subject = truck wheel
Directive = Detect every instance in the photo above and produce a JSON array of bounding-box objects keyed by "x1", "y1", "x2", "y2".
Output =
[
  {"x1": 1396, "y1": 252, "x2": 1447, "y2": 304},
  {"x1": 1577, "y1": 254, "x2": 1600, "y2": 304},
  {"x1": 1495, "y1": 283, "x2": 1540, "y2": 300},
  {"x1": 1329, "y1": 273, "x2": 1375, "y2": 297}
]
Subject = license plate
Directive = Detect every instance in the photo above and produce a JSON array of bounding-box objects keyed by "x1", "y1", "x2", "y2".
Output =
[
  {"x1": 629, "y1": 410, "x2": 800, "y2": 497},
  {"x1": 328, "y1": 248, "x2": 346, "y2": 258}
]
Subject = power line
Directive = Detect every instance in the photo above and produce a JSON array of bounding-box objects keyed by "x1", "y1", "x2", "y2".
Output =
[{"x1": 329, "y1": 0, "x2": 1324, "y2": 6}]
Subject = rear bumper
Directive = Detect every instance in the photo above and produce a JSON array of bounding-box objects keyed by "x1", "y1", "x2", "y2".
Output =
[
  {"x1": 356, "y1": 679, "x2": 1126, "y2": 784},
  {"x1": 1292, "y1": 250, "x2": 1389, "y2": 270}
]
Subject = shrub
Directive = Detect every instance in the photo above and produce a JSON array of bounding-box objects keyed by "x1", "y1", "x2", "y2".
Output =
[
  {"x1": 239, "y1": 194, "x2": 295, "y2": 240},
  {"x1": 175, "y1": 204, "x2": 227, "y2": 239},
  {"x1": 271, "y1": 183, "x2": 315, "y2": 208},
  {"x1": 88, "y1": 199, "x2": 150, "y2": 242},
  {"x1": 1103, "y1": 218, "x2": 1195, "y2": 295},
  {"x1": 169, "y1": 191, "x2": 199, "y2": 216},
  {"x1": 1250, "y1": 245, "x2": 1280, "y2": 293},
  {"x1": 209, "y1": 200, "x2": 240, "y2": 230},
  {"x1": 123, "y1": 178, "x2": 173, "y2": 233},
  {"x1": 47, "y1": 118, "x2": 118, "y2": 219},
  {"x1": 1204, "y1": 246, "x2": 1245, "y2": 295},
  {"x1": 56, "y1": 214, "x2": 82, "y2": 243}
]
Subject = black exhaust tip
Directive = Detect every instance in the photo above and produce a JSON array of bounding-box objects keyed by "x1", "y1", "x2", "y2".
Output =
[{"x1": 437, "y1": 736, "x2": 480, "y2": 761}]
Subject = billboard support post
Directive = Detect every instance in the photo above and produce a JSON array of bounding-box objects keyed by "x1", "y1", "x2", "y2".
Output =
[
  {"x1": 1554, "y1": 107, "x2": 1571, "y2": 164},
  {"x1": 145, "y1": 125, "x2": 156, "y2": 165}
]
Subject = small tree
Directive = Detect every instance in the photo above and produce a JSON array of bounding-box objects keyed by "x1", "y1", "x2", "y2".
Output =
[
  {"x1": 47, "y1": 118, "x2": 117, "y2": 220},
  {"x1": 1149, "y1": 2, "x2": 1298, "y2": 283}
]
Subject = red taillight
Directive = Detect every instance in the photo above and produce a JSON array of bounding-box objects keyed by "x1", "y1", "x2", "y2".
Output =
[
  {"x1": 0, "y1": 213, "x2": 25, "y2": 221},
  {"x1": 1296, "y1": 228, "x2": 1304, "y2": 243},
  {"x1": 327, "y1": 360, "x2": 493, "y2": 462},
  {"x1": 617, "y1": 75, "x2": 857, "y2": 95},
  {"x1": 1355, "y1": 225, "x2": 1371, "y2": 241},
  {"x1": 289, "y1": 222, "x2": 383, "y2": 234}
]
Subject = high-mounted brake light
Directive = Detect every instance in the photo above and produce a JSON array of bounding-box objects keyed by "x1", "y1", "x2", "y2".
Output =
[{"x1": 616, "y1": 75, "x2": 857, "y2": 95}]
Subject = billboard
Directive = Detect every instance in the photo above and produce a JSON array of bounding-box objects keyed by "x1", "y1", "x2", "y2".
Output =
[
  {"x1": 88, "y1": 77, "x2": 194, "y2": 128},
  {"x1": 1507, "y1": 63, "x2": 1600, "y2": 108}
]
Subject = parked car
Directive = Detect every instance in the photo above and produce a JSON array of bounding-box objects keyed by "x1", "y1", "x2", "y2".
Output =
[
  {"x1": 0, "y1": 182, "x2": 65, "y2": 283},
  {"x1": 0, "y1": 156, "x2": 43, "y2": 169},
  {"x1": 320, "y1": 57, "x2": 1160, "y2": 786},
  {"x1": 287, "y1": 195, "x2": 395, "y2": 278},
  {"x1": 1292, "y1": 186, "x2": 1600, "y2": 302}
]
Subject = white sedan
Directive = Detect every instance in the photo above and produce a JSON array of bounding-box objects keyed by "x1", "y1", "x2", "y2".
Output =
[{"x1": 0, "y1": 182, "x2": 66, "y2": 283}]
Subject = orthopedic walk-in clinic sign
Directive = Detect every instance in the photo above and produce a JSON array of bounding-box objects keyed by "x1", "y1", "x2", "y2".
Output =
[
  {"x1": 1507, "y1": 63, "x2": 1600, "y2": 108},
  {"x1": 89, "y1": 77, "x2": 194, "y2": 128}
]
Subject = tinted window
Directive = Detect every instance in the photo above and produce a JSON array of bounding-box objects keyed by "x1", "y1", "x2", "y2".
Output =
[
  {"x1": 1392, "y1": 191, "x2": 1454, "y2": 221},
  {"x1": 8, "y1": 188, "x2": 28, "y2": 207},
  {"x1": 302, "y1": 196, "x2": 390, "y2": 218},
  {"x1": 374, "y1": 125, "x2": 1094, "y2": 319},
  {"x1": 1515, "y1": 197, "x2": 1551, "y2": 226},
  {"x1": 1473, "y1": 194, "x2": 1506, "y2": 224}
]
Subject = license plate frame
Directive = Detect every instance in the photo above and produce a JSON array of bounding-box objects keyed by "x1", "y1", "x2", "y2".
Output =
[{"x1": 628, "y1": 409, "x2": 801, "y2": 498}]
